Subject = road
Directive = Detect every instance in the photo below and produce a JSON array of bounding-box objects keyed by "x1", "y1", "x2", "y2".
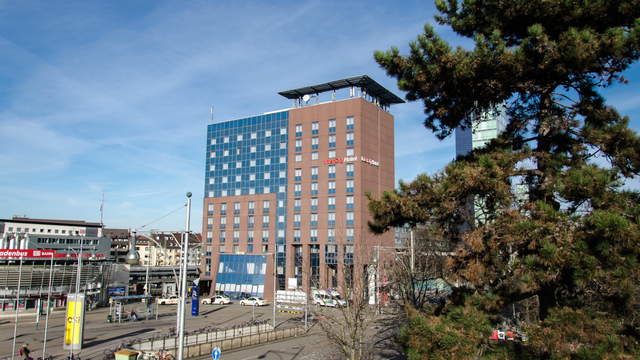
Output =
[{"x1": 0, "y1": 302, "x2": 299, "y2": 359}]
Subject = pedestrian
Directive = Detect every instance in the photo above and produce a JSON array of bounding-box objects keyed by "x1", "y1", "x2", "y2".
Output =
[{"x1": 19, "y1": 343, "x2": 32, "y2": 360}]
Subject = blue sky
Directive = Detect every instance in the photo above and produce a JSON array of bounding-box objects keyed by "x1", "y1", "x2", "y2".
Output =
[{"x1": 1, "y1": 0, "x2": 638, "y2": 232}]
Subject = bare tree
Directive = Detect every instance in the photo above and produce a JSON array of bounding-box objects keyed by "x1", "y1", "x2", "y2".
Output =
[
  {"x1": 386, "y1": 225, "x2": 451, "y2": 310},
  {"x1": 314, "y1": 266, "x2": 378, "y2": 360}
]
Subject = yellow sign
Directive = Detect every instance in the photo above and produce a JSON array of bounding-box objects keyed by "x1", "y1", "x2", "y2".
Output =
[{"x1": 64, "y1": 294, "x2": 85, "y2": 350}]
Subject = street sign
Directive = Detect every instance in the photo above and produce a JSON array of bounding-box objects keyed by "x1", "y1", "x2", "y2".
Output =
[
  {"x1": 212, "y1": 347, "x2": 221, "y2": 359},
  {"x1": 191, "y1": 284, "x2": 199, "y2": 316}
]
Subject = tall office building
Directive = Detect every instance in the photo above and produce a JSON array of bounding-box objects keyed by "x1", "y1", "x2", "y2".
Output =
[
  {"x1": 455, "y1": 106, "x2": 507, "y2": 157},
  {"x1": 201, "y1": 76, "x2": 403, "y2": 300}
]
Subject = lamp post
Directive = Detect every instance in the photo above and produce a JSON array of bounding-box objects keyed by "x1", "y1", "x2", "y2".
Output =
[
  {"x1": 41, "y1": 252, "x2": 54, "y2": 358},
  {"x1": 177, "y1": 192, "x2": 192, "y2": 360}
]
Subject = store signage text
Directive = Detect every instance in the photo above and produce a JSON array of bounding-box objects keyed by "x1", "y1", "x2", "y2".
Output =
[{"x1": 323, "y1": 156, "x2": 379, "y2": 167}]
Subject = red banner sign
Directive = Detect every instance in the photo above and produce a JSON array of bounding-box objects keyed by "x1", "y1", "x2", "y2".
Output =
[{"x1": 0, "y1": 249, "x2": 57, "y2": 258}]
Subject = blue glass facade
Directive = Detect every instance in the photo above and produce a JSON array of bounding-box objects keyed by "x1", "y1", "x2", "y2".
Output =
[
  {"x1": 205, "y1": 111, "x2": 289, "y2": 197},
  {"x1": 216, "y1": 254, "x2": 268, "y2": 298},
  {"x1": 204, "y1": 111, "x2": 289, "y2": 292}
]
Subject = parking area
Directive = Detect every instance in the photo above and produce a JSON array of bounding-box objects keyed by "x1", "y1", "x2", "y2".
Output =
[{"x1": 0, "y1": 301, "x2": 302, "y2": 359}]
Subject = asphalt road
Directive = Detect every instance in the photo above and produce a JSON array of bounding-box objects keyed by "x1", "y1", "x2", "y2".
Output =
[{"x1": 0, "y1": 302, "x2": 300, "y2": 359}]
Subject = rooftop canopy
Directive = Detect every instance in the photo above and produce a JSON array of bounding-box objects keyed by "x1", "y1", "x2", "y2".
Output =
[{"x1": 278, "y1": 75, "x2": 405, "y2": 107}]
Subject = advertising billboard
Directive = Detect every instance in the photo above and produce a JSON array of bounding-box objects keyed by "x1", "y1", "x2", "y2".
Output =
[{"x1": 63, "y1": 293, "x2": 85, "y2": 351}]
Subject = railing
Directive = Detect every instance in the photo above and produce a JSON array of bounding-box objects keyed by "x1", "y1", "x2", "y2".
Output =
[{"x1": 101, "y1": 320, "x2": 308, "y2": 359}]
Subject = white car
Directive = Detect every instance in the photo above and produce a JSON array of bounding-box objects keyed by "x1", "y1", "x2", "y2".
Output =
[
  {"x1": 240, "y1": 297, "x2": 267, "y2": 306},
  {"x1": 158, "y1": 295, "x2": 179, "y2": 305},
  {"x1": 313, "y1": 294, "x2": 337, "y2": 307},
  {"x1": 202, "y1": 295, "x2": 232, "y2": 305}
]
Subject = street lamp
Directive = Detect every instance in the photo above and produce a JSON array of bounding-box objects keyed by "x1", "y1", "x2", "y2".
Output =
[
  {"x1": 177, "y1": 192, "x2": 192, "y2": 360},
  {"x1": 125, "y1": 229, "x2": 140, "y2": 265}
]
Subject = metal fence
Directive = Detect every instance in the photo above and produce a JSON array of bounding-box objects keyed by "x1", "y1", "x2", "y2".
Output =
[{"x1": 130, "y1": 320, "x2": 273, "y2": 351}]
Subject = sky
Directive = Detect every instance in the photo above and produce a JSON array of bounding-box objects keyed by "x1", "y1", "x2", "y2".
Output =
[{"x1": 1, "y1": 0, "x2": 638, "y2": 232}]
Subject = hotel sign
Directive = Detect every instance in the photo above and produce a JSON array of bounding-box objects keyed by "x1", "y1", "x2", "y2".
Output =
[{"x1": 323, "y1": 155, "x2": 379, "y2": 167}]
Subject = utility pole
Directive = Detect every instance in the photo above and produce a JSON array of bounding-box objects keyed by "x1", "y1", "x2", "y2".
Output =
[
  {"x1": 42, "y1": 252, "x2": 54, "y2": 358},
  {"x1": 177, "y1": 192, "x2": 192, "y2": 360},
  {"x1": 10, "y1": 255, "x2": 23, "y2": 360}
]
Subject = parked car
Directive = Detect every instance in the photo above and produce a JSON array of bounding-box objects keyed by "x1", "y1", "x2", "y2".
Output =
[
  {"x1": 312, "y1": 290, "x2": 337, "y2": 307},
  {"x1": 240, "y1": 297, "x2": 267, "y2": 306},
  {"x1": 158, "y1": 295, "x2": 179, "y2": 305},
  {"x1": 201, "y1": 295, "x2": 232, "y2": 305}
]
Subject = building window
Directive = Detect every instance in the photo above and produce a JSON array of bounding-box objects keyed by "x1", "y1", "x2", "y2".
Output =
[
  {"x1": 262, "y1": 230, "x2": 269, "y2": 243},
  {"x1": 211, "y1": 138, "x2": 217, "y2": 145},
  {"x1": 311, "y1": 152, "x2": 318, "y2": 160},
  {"x1": 220, "y1": 217, "x2": 227, "y2": 228},
  {"x1": 250, "y1": 160, "x2": 256, "y2": 167},
  {"x1": 220, "y1": 231, "x2": 226, "y2": 242},
  {"x1": 295, "y1": 139, "x2": 302, "y2": 152},
  {"x1": 329, "y1": 119, "x2": 336, "y2": 132},
  {"x1": 328, "y1": 196, "x2": 336, "y2": 210},
  {"x1": 310, "y1": 229, "x2": 318, "y2": 242},
  {"x1": 328, "y1": 181, "x2": 336, "y2": 194},
  {"x1": 223, "y1": 163, "x2": 228, "y2": 170},
  {"x1": 311, "y1": 121, "x2": 319, "y2": 134},
  {"x1": 346, "y1": 195, "x2": 354, "y2": 209},
  {"x1": 251, "y1": 132, "x2": 257, "y2": 139},
  {"x1": 265, "y1": 144, "x2": 271, "y2": 151},
  {"x1": 223, "y1": 136, "x2": 229, "y2": 143},
  {"x1": 346, "y1": 163, "x2": 354, "y2": 177},
  {"x1": 279, "y1": 170, "x2": 286, "y2": 178},
  {"x1": 346, "y1": 132, "x2": 355, "y2": 145},
  {"x1": 294, "y1": 213, "x2": 301, "y2": 227},
  {"x1": 312, "y1": 137, "x2": 319, "y2": 150},
  {"x1": 280, "y1": 142, "x2": 286, "y2": 149},
  {"x1": 262, "y1": 215, "x2": 270, "y2": 226},
  {"x1": 279, "y1": 156, "x2": 286, "y2": 164},
  {"x1": 294, "y1": 168, "x2": 302, "y2": 181},
  {"x1": 295, "y1": 124, "x2": 302, "y2": 137},
  {"x1": 248, "y1": 215, "x2": 255, "y2": 228},
  {"x1": 250, "y1": 173, "x2": 256, "y2": 181},
  {"x1": 311, "y1": 167, "x2": 319, "y2": 180},
  {"x1": 311, "y1": 182, "x2": 319, "y2": 195},
  {"x1": 219, "y1": 245, "x2": 226, "y2": 253},
  {"x1": 328, "y1": 150, "x2": 336, "y2": 158},
  {"x1": 346, "y1": 228, "x2": 354, "y2": 242},
  {"x1": 346, "y1": 116, "x2": 355, "y2": 129},
  {"x1": 236, "y1": 161, "x2": 242, "y2": 168},
  {"x1": 248, "y1": 230, "x2": 254, "y2": 242},
  {"x1": 294, "y1": 183, "x2": 302, "y2": 196},
  {"x1": 265, "y1": 130, "x2": 272, "y2": 137},
  {"x1": 328, "y1": 212, "x2": 336, "y2": 226},
  {"x1": 237, "y1": 134, "x2": 243, "y2": 141},
  {"x1": 221, "y1": 190, "x2": 228, "y2": 196},
  {"x1": 235, "y1": 175, "x2": 241, "y2": 182},
  {"x1": 346, "y1": 148, "x2": 354, "y2": 156},
  {"x1": 328, "y1": 165, "x2": 336, "y2": 178},
  {"x1": 220, "y1": 203, "x2": 227, "y2": 214},
  {"x1": 233, "y1": 230, "x2": 240, "y2": 242},
  {"x1": 294, "y1": 229, "x2": 301, "y2": 242},
  {"x1": 247, "y1": 244, "x2": 254, "y2": 253},
  {"x1": 280, "y1": 128, "x2": 287, "y2": 135},
  {"x1": 265, "y1": 158, "x2": 271, "y2": 165},
  {"x1": 327, "y1": 228, "x2": 335, "y2": 242},
  {"x1": 264, "y1": 172, "x2": 271, "y2": 180},
  {"x1": 295, "y1": 154, "x2": 302, "y2": 162},
  {"x1": 346, "y1": 179, "x2": 354, "y2": 193},
  {"x1": 311, "y1": 198, "x2": 318, "y2": 211},
  {"x1": 234, "y1": 216, "x2": 240, "y2": 228},
  {"x1": 223, "y1": 149, "x2": 229, "y2": 156},
  {"x1": 294, "y1": 198, "x2": 301, "y2": 212},
  {"x1": 208, "y1": 203, "x2": 214, "y2": 215},
  {"x1": 328, "y1": 134, "x2": 336, "y2": 148}
]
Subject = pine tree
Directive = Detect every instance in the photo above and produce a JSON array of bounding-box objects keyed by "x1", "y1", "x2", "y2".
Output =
[{"x1": 370, "y1": 1, "x2": 640, "y2": 357}]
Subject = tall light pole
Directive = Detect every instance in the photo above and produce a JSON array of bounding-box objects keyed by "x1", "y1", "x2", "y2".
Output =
[
  {"x1": 177, "y1": 192, "x2": 192, "y2": 360},
  {"x1": 42, "y1": 252, "x2": 54, "y2": 358}
]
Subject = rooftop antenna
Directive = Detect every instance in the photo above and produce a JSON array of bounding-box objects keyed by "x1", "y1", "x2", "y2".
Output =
[
  {"x1": 210, "y1": 105, "x2": 215, "y2": 122},
  {"x1": 99, "y1": 192, "x2": 105, "y2": 225}
]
